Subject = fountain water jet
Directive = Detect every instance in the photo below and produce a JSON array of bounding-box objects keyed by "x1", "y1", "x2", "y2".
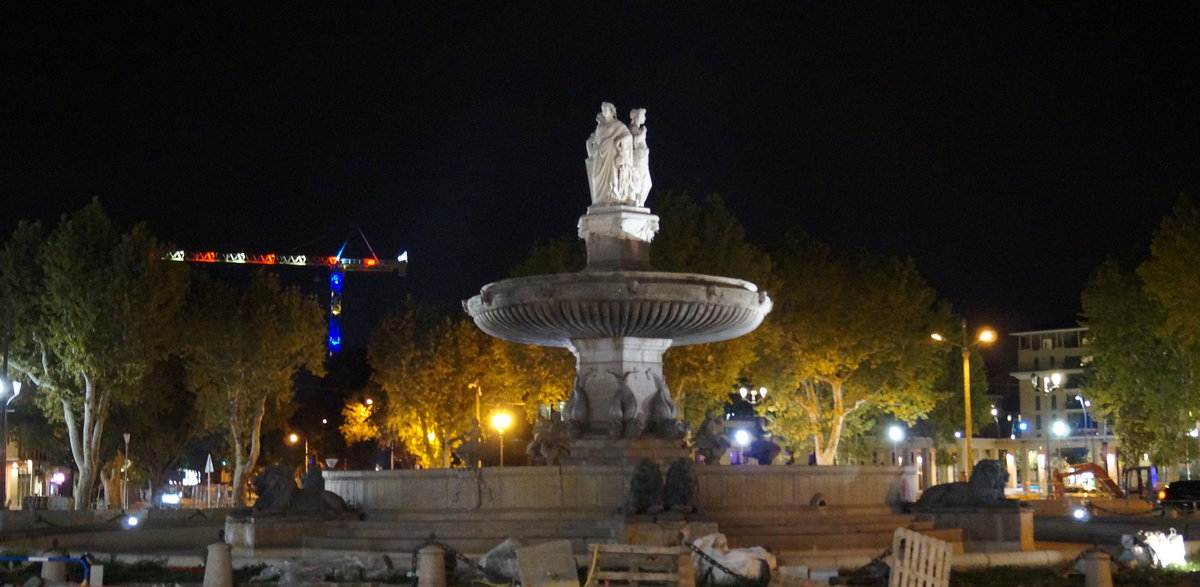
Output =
[{"x1": 465, "y1": 102, "x2": 772, "y2": 464}]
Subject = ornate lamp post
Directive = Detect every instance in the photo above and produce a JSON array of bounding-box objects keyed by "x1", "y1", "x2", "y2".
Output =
[
  {"x1": 738, "y1": 386, "x2": 767, "y2": 405},
  {"x1": 931, "y1": 319, "x2": 996, "y2": 478}
]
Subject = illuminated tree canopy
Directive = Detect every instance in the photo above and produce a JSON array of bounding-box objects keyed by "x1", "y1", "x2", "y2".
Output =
[
  {"x1": 186, "y1": 270, "x2": 326, "y2": 506},
  {"x1": 1082, "y1": 197, "x2": 1200, "y2": 462},
  {"x1": 0, "y1": 199, "x2": 188, "y2": 508},
  {"x1": 754, "y1": 232, "x2": 951, "y2": 465}
]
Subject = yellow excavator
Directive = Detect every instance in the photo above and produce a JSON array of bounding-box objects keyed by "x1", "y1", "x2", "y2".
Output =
[
  {"x1": 1051, "y1": 463, "x2": 1158, "y2": 514},
  {"x1": 1051, "y1": 463, "x2": 1125, "y2": 498}
]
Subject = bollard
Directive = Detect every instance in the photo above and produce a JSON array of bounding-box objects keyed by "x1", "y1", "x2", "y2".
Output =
[
  {"x1": 1082, "y1": 550, "x2": 1113, "y2": 587},
  {"x1": 203, "y1": 541, "x2": 234, "y2": 587},
  {"x1": 417, "y1": 544, "x2": 447, "y2": 587},
  {"x1": 40, "y1": 543, "x2": 69, "y2": 583}
]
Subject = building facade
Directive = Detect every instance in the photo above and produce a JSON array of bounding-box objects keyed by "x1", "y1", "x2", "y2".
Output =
[{"x1": 1007, "y1": 327, "x2": 1120, "y2": 491}]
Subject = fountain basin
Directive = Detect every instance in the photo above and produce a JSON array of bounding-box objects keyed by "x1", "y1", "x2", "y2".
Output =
[{"x1": 466, "y1": 270, "x2": 772, "y2": 347}]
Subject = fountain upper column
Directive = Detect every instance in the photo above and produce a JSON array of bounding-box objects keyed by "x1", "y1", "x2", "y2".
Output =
[{"x1": 577, "y1": 205, "x2": 658, "y2": 271}]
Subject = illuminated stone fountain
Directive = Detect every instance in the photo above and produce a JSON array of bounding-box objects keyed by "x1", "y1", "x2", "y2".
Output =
[{"x1": 465, "y1": 102, "x2": 772, "y2": 463}]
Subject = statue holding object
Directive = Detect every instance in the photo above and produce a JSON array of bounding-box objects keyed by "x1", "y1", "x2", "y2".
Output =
[{"x1": 585, "y1": 102, "x2": 651, "y2": 207}]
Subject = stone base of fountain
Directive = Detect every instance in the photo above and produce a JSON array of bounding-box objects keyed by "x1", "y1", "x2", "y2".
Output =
[{"x1": 559, "y1": 437, "x2": 690, "y2": 467}]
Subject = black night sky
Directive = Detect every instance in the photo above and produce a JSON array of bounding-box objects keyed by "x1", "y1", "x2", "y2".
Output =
[{"x1": 4, "y1": 4, "x2": 1199, "y2": 354}]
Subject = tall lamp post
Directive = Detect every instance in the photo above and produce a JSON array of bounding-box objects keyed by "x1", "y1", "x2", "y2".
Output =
[
  {"x1": 288, "y1": 433, "x2": 309, "y2": 474},
  {"x1": 932, "y1": 319, "x2": 996, "y2": 478},
  {"x1": 1075, "y1": 394, "x2": 1093, "y2": 462},
  {"x1": 1051, "y1": 420, "x2": 1070, "y2": 483},
  {"x1": 122, "y1": 432, "x2": 131, "y2": 511},
  {"x1": 0, "y1": 380, "x2": 20, "y2": 509},
  {"x1": 491, "y1": 412, "x2": 512, "y2": 467}
]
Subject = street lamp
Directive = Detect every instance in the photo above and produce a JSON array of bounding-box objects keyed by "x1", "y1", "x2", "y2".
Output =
[
  {"x1": 1033, "y1": 372, "x2": 1063, "y2": 393},
  {"x1": 288, "y1": 433, "x2": 309, "y2": 474},
  {"x1": 122, "y1": 432, "x2": 131, "y2": 511},
  {"x1": 1051, "y1": 419, "x2": 1069, "y2": 472},
  {"x1": 738, "y1": 386, "x2": 767, "y2": 405},
  {"x1": 1075, "y1": 394, "x2": 1093, "y2": 462},
  {"x1": 931, "y1": 319, "x2": 996, "y2": 478},
  {"x1": 990, "y1": 405, "x2": 1000, "y2": 438},
  {"x1": 491, "y1": 412, "x2": 512, "y2": 467},
  {"x1": 734, "y1": 429, "x2": 752, "y2": 464},
  {"x1": 0, "y1": 379, "x2": 21, "y2": 509},
  {"x1": 887, "y1": 425, "x2": 905, "y2": 466}
]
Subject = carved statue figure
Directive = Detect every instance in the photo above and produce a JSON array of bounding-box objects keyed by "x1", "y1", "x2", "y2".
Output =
[
  {"x1": 913, "y1": 459, "x2": 1012, "y2": 508},
  {"x1": 248, "y1": 465, "x2": 354, "y2": 516},
  {"x1": 624, "y1": 459, "x2": 665, "y2": 515},
  {"x1": 647, "y1": 372, "x2": 688, "y2": 439},
  {"x1": 451, "y1": 418, "x2": 484, "y2": 468},
  {"x1": 693, "y1": 410, "x2": 729, "y2": 465},
  {"x1": 585, "y1": 102, "x2": 646, "y2": 206},
  {"x1": 564, "y1": 369, "x2": 594, "y2": 439},
  {"x1": 664, "y1": 458, "x2": 698, "y2": 513},
  {"x1": 526, "y1": 410, "x2": 572, "y2": 465},
  {"x1": 629, "y1": 108, "x2": 652, "y2": 206},
  {"x1": 609, "y1": 370, "x2": 642, "y2": 439}
]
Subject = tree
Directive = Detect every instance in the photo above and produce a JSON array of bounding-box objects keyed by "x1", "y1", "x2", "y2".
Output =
[
  {"x1": 755, "y1": 232, "x2": 951, "y2": 465},
  {"x1": 1139, "y1": 197, "x2": 1200, "y2": 356},
  {"x1": 107, "y1": 355, "x2": 203, "y2": 507},
  {"x1": 369, "y1": 300, "x2": 492, "y2": 468},
  {"x1": 483, "y1": 340, "x2": 574, "y2": 423},
  {"x1": 921, "y1": 344, "x2": 992, "y2": 446},
  {"x1": 650, "y1": 192, "x2": 774, "y2": 424},
  {"x1": 0, "y1": 200, "x2": 188, "y2": 508},
  {"x1": 185, "y1": 270, "x2": 326, "y2": 506},
  {"x1": 1081, "y1": 199, "x2": 1200, "y2": 463}
]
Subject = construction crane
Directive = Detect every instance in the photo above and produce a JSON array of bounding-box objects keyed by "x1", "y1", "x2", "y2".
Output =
[{"x1": 165, "y1": 231, "x2": 407, "y2": 354}]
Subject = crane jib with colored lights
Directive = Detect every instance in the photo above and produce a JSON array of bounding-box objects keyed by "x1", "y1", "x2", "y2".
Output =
[{"x1": 164, "y1": 241, "x2": 407, "y2": 354}]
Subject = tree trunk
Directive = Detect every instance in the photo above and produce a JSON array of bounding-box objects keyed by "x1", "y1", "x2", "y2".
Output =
[
  {"x1": 62, "y1": 377, "x2": 108, "y2": 510},
  {"x1": 230, "y1": 396, "x2": 267, "y2": 507}
]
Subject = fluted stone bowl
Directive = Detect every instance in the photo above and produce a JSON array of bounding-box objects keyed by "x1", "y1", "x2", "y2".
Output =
[{"x1": 465, "y1": 271, "x2": 772, "y2": 347}]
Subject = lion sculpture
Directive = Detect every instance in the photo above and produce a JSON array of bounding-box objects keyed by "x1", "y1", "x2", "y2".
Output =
[
  {"x1": 248, "y1": 466, "x2": 355, "y2": 517},
  {"x1": 913, "y1": 459, "x2": 1010, "y2": 508}
]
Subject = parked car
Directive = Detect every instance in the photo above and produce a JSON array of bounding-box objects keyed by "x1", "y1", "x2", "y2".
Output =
[{"x1": 1156, "y1": 480, "x2": 1200, "y2": 512}]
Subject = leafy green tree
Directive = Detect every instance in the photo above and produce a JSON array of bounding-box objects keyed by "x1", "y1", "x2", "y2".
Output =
[
  {"x1": 755, "y1": 232, "x2": 951, "y2": 465},
  {"x1": 0, "y1": 200, "x2": 188, "y2": 508},
  {"x1": 107, "y1": 356, "x2": 204, "y2": 507},
  {"x1": 185, "y1": 270, "x2": 326, "y2": 506},
  {"x1": 921, "y1": 345, "x2": 993, "y2": 446},
  {"x1": 369, "y1": 300, "x2": 492, "y2": 468},
  {"x1": 1081, "y1": 203, "x2": 1199, "y2": 463},
  {"x1": 651, "y1": 192, "x2": 774, "y2": 424},
  {"x1": 483, "y1": 340, "x2": 574, "y2": 423},
  {"x1": 1139, "y1": 197, "x2": 1200, "y2": 356}
]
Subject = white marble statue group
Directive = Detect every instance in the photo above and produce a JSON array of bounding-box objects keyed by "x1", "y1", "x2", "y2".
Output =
[{"x1": 585, "y1": 102, "x2": 651, "y2": 207}]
